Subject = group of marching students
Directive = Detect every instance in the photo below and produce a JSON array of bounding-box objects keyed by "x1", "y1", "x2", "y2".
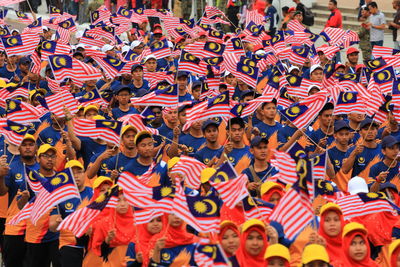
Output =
[{"x1": 0, "y1": 2, "x2": 400, "y2": 267}]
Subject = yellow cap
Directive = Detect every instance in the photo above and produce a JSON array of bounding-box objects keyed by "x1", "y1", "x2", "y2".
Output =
[
  {"x1": 201, "y1": 168, "x2": 216, "y2": 183},
  {"x1": 342, "y1": 222, "x2": 367, "y2": 237},
  {"x1": 83, "y1": 105, "x2": 99, "y2": 114},
  {"x1": 241, "y1": 219, "x2": 265, "y2": 233},
  {"x1": 92, "y1": 115, "x2": 105, "y2": 120},
  {"x1": 22, "y1": 134, "x2": 36, "y2": 143},
  {"x1": 37, "y1": 144, "x2": 57, "y2": 157},
  {"x1": 220, "y1": 220, "x2": 236, "y2": 229},
  {"x1": 260, "y1": 181, "x2": 283, "y2": 196},
  {"x1": 93, "y1": 176, "x2": 114, "y2": 189},
  {"x1": 319, "y1": 202, "x2": 342, "y2": 216},
  {"x1": 389, "y1": 239, "x2": 400, "y2": 260},
  {"x1": 134, "y1": 130, "x2": 152, "y2": 145},
  {"x1": 264, "y1": 244, "x2": 291, "y2": 262},
  {"x1": 65, "y1": 160, "x2": 84, "y2": 170},
  {"x1": 168, "y1": 157, "x2": 180, "y2": 169},
  {"x1": 302, "y1": 244, "x2": 330, "y2": 264},
  {"x1": 121, "y1": 125, "x2": 138, "y2": 136}
]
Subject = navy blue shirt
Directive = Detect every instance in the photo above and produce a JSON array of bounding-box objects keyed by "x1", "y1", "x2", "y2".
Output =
[
  {"x1": 104, "y1": 153, "x2": 137, "y2": 175},
  {"x1": 345, "y1": 144, "x2": 383, "y2": 177},
  {"x1": 0, "y1": 65, "x2": 20, "y2": 80},
  {"x1": 306, "y1": 128, "x2": 334, "y2": 152},
  {"x1": 179, "y1": 133, "x2": 205, "y2": 157},
  {"x1": 79, "y1": 137, "x2": 106, "y2": 168},
  {"x1": 158, "y1": 123, "x2": 174, "y2": 143},
  {"x1": 254, "y1": 121, "x2": 282, "y2": 139},
  {"x1": 194, "y1": 146, "x2": 224, "y2": 165},
  {"x1": 124, "y1": 157, "x2": 152, "y2": 176},
  {"x1": 242, "y1": 164, "x2": 278, "y2": 196},
  {"x1": 111, "y1": 106, "x2": 138, "y2": 119},
  {"x1": 328, "y1": 146, "x2": 347, "y2": 173},
  {"x1": 178, "y1": 92, "x2": 193, "y2": 102},
  {"x1": 369, "y1": 161, "x2": 400, "y2": 183},
  {"x1": 227, "y1": 146, "x2": 252, "y2": 167}
]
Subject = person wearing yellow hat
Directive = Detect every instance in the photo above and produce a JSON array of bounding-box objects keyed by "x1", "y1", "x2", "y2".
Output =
[
  {"x1": 87, "y1": 125, "x2": 138, "y2": 180},
  {"x1": 218, "y1": 220, "x2": 240, "y2": 257},
  {"x1": 28, "y1": 89, "x2": 45, "y2": 106},
  {"x1": 0, "y1": 134, "x2": 38, "y2": 267},
  {"x1": 83, "y1": 105, "x2": 99, "y2": 119},
  {"x1": 91, "y1": 176, "x2": 114, "y2": 201},
  {"x1": 48, "y1": 159, "x2": 93, "y2": 267},
  {"x1": 342, "y1": 222, "x2": 380, "y2": 267},
  {"x1": 260, "y1": 181, "x2": 284, "y2": 204},
  {"x1": 389, "y1": 239, "x2": 400, "y2": 267},
  {"x1": 301, "y1": 244, "x2": 330, "y2": 266},
  {"x1": 264, "y1": 243, "x2": 290, "y2": 267},
  {"x1": 198, "y1": 167, "x2": 216, "y2": 195}
]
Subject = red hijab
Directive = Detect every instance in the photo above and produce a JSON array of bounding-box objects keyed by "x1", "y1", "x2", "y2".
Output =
[
  {"x1": 342, "y1": 230, "x2": 380, "y2": 267},
  {"x1": 391, "y1": 245, "x2": 400, "y2": 267},
  {"x1": 218, "y1": 223, "x2": 240, "y2": 257},
  {"x1": 318, "y1": 209, "x2": 347, "y2": 266},
  {"x1": 235, "y1": 225, "x2": 268, "y2": 267}
]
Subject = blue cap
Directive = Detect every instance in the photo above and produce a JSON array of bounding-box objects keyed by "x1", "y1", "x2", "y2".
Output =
[
  {"x1": 359, "y1": 118, "x2": 378, "y2": 129},
  {"x1": 192, "y1": 81, "x2": 202, "y2": 89},
  {"x1": 114, "y1": 85, "x2": 131, "y2": 95},
  {"x1": 176, "y1": 71, "x2": 189, "y2": 78},
  {"x1": 334, "y1": 120, "x2": 350, "y2": 133},
  {"x1": 379, "y1": 182, "x2": 398, "y2": 192},
  {"x1": 131, "y1": 63, "x2": 143, "y2": 72},
  {"x1": 202, "y1": 119, "x2": 219, "y2": 131},
  {"x1": 381, "y1": 135, "x2": 400, "y2": 149},
  {"x1": 250, "y1": 136, "x2": 269, "y2": 147}
]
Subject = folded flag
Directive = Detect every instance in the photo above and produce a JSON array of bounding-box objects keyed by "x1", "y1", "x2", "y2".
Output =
[
  {"x1": 8, "y1": 196, "x2": 36, "y2": 225},
  {"x1": 0, "y1": 120, "x2": 30, "y2": 146},
  {"x1": 210, "y1": 173, "x2": 249, "y2": 209},
  {"x1": 170, "y1": 156, "x2": 206, "y2": 189},
  {"x1": 73, "y1": 119, "x2": 122, "y2": 145},
  {"x1": 6, "y1": 99, "x2": 42, "y2": 125},
  {"x1": 242, "y1": 196, "x2": 274, "y2": 221}
]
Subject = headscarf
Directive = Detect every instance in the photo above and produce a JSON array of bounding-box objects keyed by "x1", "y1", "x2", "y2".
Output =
[
  {"x1": 235, "y1": 225, "x2": 268, "y2": 267},
  {"x1": 342, "y1": 230, "x2": 380, "y2": 267},
  {"x1": 390, "y1": 240, "x2": 400, "y2": 267},
  {"x1": 318, "y1": 208, "x2": 346, "y2": 266},
  {"x1": 218, "y1": 222, "x2": 240, "y2": 257},
  {"x1": 261, "y1": 187, "x2": 284, "y2": 203}
]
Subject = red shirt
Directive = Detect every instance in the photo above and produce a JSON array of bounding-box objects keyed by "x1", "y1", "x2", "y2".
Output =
[{"x1": 325, "y1": 8, "x2": 343, "y2": 28}]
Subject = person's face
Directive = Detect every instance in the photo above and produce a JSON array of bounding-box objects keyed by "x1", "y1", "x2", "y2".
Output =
[
  {"x1": 116, "y1": 194, "x2": 129, "y2": 214},
  {"x1": 106, "y1": 49, "x2": 116, "y2": 58},
  {"x1": 163, "y1": 109, "x2": 178, "y2": 125},
  {"x1": 323, "y1": 210, "x2": 341, "y2": 237},
  {"x1": 336, "y1": 66, "x2": 346, "y2": 74},
  {"x1": 131, "y1": 67, "x2": 144, "y2": 80},
  {"x1": 228, "y1": 124, "x2": 244, "y2": 143},
  {"x1": 198, "y1": 35, "x2": 208, "y2": 42},
  {"x1": 262, "y1": 103, "x2": 277, "y2": 120},
  {"x1": 117, "y1": 90, "x2": 131, "y2": 105},
  {"x1": 251, "y1": 143, "x2": 268, "y2": 161},
  {"x1": 393, "y1": 1, "x2": 399, "y2": 9},
  {"x1": 269, "y1": 192, "x2": 281, "y2": 205},
  {"x1": 360, "y1": 125, "x2": 378, "y2": 141},
  {"x1": 225, "y1": 74, "x2": 236, "y2": 85},
  {"x1": 319, "y1": 110, "x2": 333, "y2": 128},
  {"x1": 72, "y1": 166, "x2": 85, "y2": 189},
  {"x1": 268, "y1": 257, "x2": 286, "y2": 267},
  {"x1": 84, "y1": 109, "x2": 98, "y2": 119},
  {"x1": 8, "y1": 55, "x2": 17, "y2": 64},
  {"x1": 178, "y1": 110, "x2": 187, "y2": 125},
  {"x1": 121, "y1": 73, "x2": 132, "y2": 81},
  {"x1": 349, "y1": 235, "x2": 367, "y2": 261},
  {"x1": 347, "y1": 52, "x2": 359, "y2": 65},
  {"x1": 137, "y1": 137, "x2": 154, "y2": 158},
  {"x1": 151, "y1": 107, "x2": 162, "y2": 124},
  {"x1": 328, "y1": 1, "x2": 336, "y2": 10},
  {"x1": 19, "y1": 140, "x2": 36, "y2": 159},
  {"x1": 291, "y1": 69, "x2": 300, "y2": 76},
  {"x1": 176, "y1": 76, "x2": 188, "y2": 90},
  {"x1": 294, "y1": 13, "x2": 303, "y2": 21},
  {"x1": 304, "y1": 261, "x2": 329, "y2": 267},
  {"x1": 310, "y1": 69, "x2": 323, "y2": 82},
  {"x1": 145, "y1": 59, "x2": 157, "y2": 72},
  {"x1": 204, "y1": 125, "x2": 219, "y2": 143},
  {"x1": 147, "y1": 216, "x2": 163, "y2": 234},
  {"x1": 192, "y1": 120, "x2": 203, "y2": 130},
  {"x1": 99, "y1": 183, "x2": 111, "y2": 194},
  {"x1": 242, "y1": 95, "x2": 254, "y2": 103},
  {"x1": 153, "y1": 33, "x2": 162, "y2": 41},
  {"x1": 133, "y1": 43, "x2": 145, "y2": 54},
  {"x1": 245, "y1": 230, "x2": 264, "y2": 256},
  {"x1": 383, "y1": 144, "x2": 400, "y2": 161},
  {"x1": 368, "y1": 6, "x2": 377, "y2": 14},
  {"x1": 44, "y1": 30, "x2": 53, "y2": 39},
  {"x1": 168, "y1": 214, "x2": 183, "y2": 227},
  {"x1": 19, "y1": 63, "x2": 29, "y2": 73},
  {"x1": 348, "y1": 113, "x2": 365, "y2": 123},
  {"x1": 361, "y1": 9, "x2": 370, "y2": 18},
  {"x1": 122, "y1": 129, "x2": 137, "y2": 150},
  {"x1": 334, "y1": 129, "x2": 350, "y2": 145},
  {"x1": 221, "y1": 228, "x2": 240, "y2": 255},
  {"x1": 39, "y1": 150, "x2": 57, "y2": 171},
  {"x1": 192, "y1": 87, "x2": 201, "y2": 100}
]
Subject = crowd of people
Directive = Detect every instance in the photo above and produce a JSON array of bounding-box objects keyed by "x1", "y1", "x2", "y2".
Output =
[{"x1": 0, "y1": 0, "x2": 399, "y2": 266}]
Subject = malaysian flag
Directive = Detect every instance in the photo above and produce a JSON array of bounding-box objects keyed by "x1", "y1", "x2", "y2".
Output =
[
  {"x1": 373, "y1": 67, "x2": 396, "y2": 94},
  {"x1": 210, "y1": 173, "x2": 248, "y2": 209},
  {"x1": 133, "y1": 207, "x2": 164, "y2": 225},
  {"x1": 57, "y1": 185, "x2": 119, "y2": 237},
  {"x1": 179, "y1": 50, "x2": 206, "y2": 76},
  {"x1": 23, "y1": 18, "x2": 43, "y2": 34},
  {"x1": 194, "y1": 238, "x2": 230, "y2": 267},
  {"x1": 118, "y1": 171, "x2": 174, "y2": 212},
  {"x1": 372, "y1": 45, "x2": 400, "y2": 58},
  {"x1": 91, "y1": 55, "x2": 127, "y2": 79},
  {"x1": 287, "y1": 19, "x2": 307, "y2": 32},
  {"x1": 242, "y1": 196, "x2": 274, "y2": 221},
  {"x1": 40, "y1": 40, "x2": 71, "y2": 61},
  {"x1": 73, "y1": 119, "x2": 122, "y2": 145},
  {"x1": 86, "y1": 26, "x2": 115, "y2": 43},
  {"x1": 224, "y1": 38, "x2": 245, "y2": 56},
  {"x1": 0, "y1": 83, "x2": 29, "y2": 100},
  {"x1": 38, "y1": 90, "x2": 78, "y2": 118},
  {"x1": 373, "y1": 95, "x2": 392, "y2": 124},
  {"x1": 150, "y1": 38, "x2": 171, "y2": 59},
  {"x1": 48, "y1": 55, "x2": 102, "y2": 83},
  {"x1": 130, "y1": 84, "x2": 178, "y2": 107},
  {"x1": 0, "y1": 120, "x2": 30, "y2": 146},
  {"x1": 311, "y1": 153, "x2": 326, "y2": 180},
  {"x1": 226, "y1": 57, "x2": 259, "y2": 88},
  {"x1": 170, "y1": 156, "x2": 206, "y2": 189},
  {"x1": 30, "y1": 168, "x2": 80, "y2": 225},
  {"x1": 281, "y1": 91, "x2": 327, "y2": 129},
  {"x1": 287, "y1": 45, "x2": 310, "y2": 65},
  {"x1": 245, "y1": 9, "x2": 266, "y2": 26},
  {"x1": 320, "y1": 27, "x2": 345, "y2": 46},
  {"x1": 8, "y1": 196, "x2": 36, "y2": 225},
  {"x1": 335, "y1": 192, "x2": 400, "y2": 219},
  {"x1": 270, "y1": 149, "x2": 299, "y2": 185},
  {"x1": 315, "y1": 180, "x2": 344, "y2": 202},
  {"x1": 6, "y1": 99, "x2": 42, "y2": 125},
  {"x1": 119, "y1": 114, "x2": 159, "y2": 135},
  {"x1": 79, "y1": 30, "x2": 105, "y2": 48},
  {"x1": 173, "y1": 182, "x2": 220, "y2": 233},
  {"x1": 1, "y1": 33, "x2": 40, "y2": 56},
  {"x1": 25, "y1": 166, "x2": 45, "y2": 193},
  {"x1": 15, "y1": 11, "x2": 33, "y2": 24},
  {"x1": 205, "y1": 6, "x2": 225, "y2": 18},
  {"x1": 77, "y1": 88, "x2": 108, "y2": 107},
  {"x1": 334, "y1": 91, "x2": 365, "y2": 115},
  {"x1": 46, "y1": 77, "x2": 70, "y2": 93},
  {"x1": 286, "y1": 74, "x2": 318, "y2": 98}
]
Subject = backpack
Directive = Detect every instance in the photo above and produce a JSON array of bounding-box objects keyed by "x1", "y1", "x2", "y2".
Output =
[{"x1": 302, "y1": 5, "x2": 315, "y2": 26}]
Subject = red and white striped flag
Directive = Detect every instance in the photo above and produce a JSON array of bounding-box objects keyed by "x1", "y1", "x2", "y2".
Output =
[
  {"x1": 171, "y1": 156, "x2": 206, "y2": 189},
  {"x1": 245, "y1": 9, "x2": 265, "y2": 26},
  {"x1": 130, "y1": 84, "x2": 178, "y2": 107},
  {"x1": 73, "y1": 119, "x2": 122, "y2": 145},
  {"x1": 205, "y1": 6, "x2": 225, "y2": 18},
  {"x1": 270, "y1": 149, "x2": 298, "y2": 185},
  {"x1": 372, "y1": 45, "x2": 399, "y2": 58},
  {"x1": 39, "y1": 90, "x2": 78, "y2": 118},
  {"x1": 0, "y1": 120, "x2": 30, "y2": 146},
  {"x1": 133, "y1": 207, "x2": 164, "y2": 225},
  {"x1": 6, "y1": 99, "x2": 42, "y2": 125},
  {"x1": 46, "y1": 77, "x2": 70, "y2": 93},
  {"x1": 40, "y1": 40, "x2": 71, "y2": 61},
  {"x1": 8, "y1": 197, "x2": 36, "y2": 225},
  {"x1": 119, "y1": 114, "x2": 159, "y2": 135},
  {"x1": 1, "y1": 33, "x2": 40, "y2": 56},
  {"x1": 210, "y1": 173, "x2": 249, "y2": 209}
]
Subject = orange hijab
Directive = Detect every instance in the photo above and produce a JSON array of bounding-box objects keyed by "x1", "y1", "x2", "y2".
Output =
[
  {"x1": 318, "y1": 209, "x2": 347, "y2": 266},
  {"x1": 235, "y1": 225, "x2": 268, "y2": 267},
  {"x1": 342, "y1": 230, "x2": 380, "y2": 267},
  {"x1": 218, "y1": 224, "x2": 240, "y2": 257},
  {"x1": 261, "y1": 188, "x2": 284, "y2": 203}
]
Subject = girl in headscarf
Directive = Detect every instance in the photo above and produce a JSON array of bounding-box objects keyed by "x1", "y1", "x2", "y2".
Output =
[
  {"x1": 149, "y1": 214, "x2": 199, "y2": 266},
  {"x1": 342, "y1": 222, "x2": 380, "y2": 267},
  {"x1": 230, "y1": 219, "x2": 270, "y2": 267},
  {"x1": 389, "y1": 239, "x2": 400, "y2": 267},
  {"x1": 264, "y1": 243, "x2": 290, "y2": 267},
  {"x1": 318, "y1": 203, "x2": 347, "y2": 267},
  {"x1": 260, "y1": 181, "x2": 285, "y2": 204},
  {"x1": 218, "y1": 220, "x2": 240, "y2": 257},
  {"x1": 90, "y1": 192, "x2": 137, "y2": 267},
  {"x1": 125, "y1": 216, "x2": 165, "y2": 267}
]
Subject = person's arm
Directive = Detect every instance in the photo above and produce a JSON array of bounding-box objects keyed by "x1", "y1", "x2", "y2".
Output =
[
  {"x1": 61, "y1": 130, "x2": 76, "y2": 160},
  {"x1": 167, "y1": 127, "x2": 180, "y2": 158},
  {"x1": 49, "y1": 214, "x2": 63, "y2": 232},
  {"x1": 64, "y1": 108, "x2": 82, "y2": 151},
  {"x1": 151, "y1": 237, "x2": 166, "y2": 263},
  {"x1": 0, "y1": 155, "x2": 9, "y2": 196},
  {"x1": 86, "y1": 149, "x2": 115, "y2": 179},
  {"x1": 341, "y1": 144, "x2": 363, "y2": 174},
  {"x1": 278, "y1": 129, "x2": 304, "y2": 152},
  {"x1": 326, "y1": 157, "x2": 335, "y2": 180},
  {"x1": 370, "y1": 171, "x2": 388, "y2": 192},
  {"x1": 17, "y1": 190, "x2": 30, "y2": 210}
]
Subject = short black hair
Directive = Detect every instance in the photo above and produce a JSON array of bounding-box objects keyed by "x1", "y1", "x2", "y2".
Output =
[
  {"x1": 319, "y1": 102, "x2": 334, "y2": 116},
  {"x1": 266, "y1": 0, "x2": 273, "y2": 4},
  {"x1": 282, "y1": 6, "x2": 289, "y2": 13},
  {"x1": 368, "y1": 1, "x2": 378, "y2": 8},
  {"x1": 261, "y1": 99, "x2": 277, "y2": 109},
  {"x1": 136, "y1": 132, "x2": 152, "y2": 145},
  {"x1": 330, "y1": 0, "x2": 337, "y2": 6},
  {"x1": 227, "y1": 117, "x2": 245, "y2": 129},
  {"x1": 363, "y1": 6, "x2": 370, "y2": 11}
]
